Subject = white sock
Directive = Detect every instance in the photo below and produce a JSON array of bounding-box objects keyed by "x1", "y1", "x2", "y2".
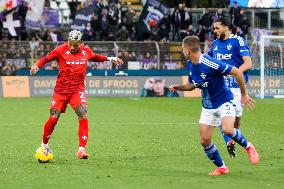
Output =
[
  {"x1": 41, "y1": 143, "x2": 48, "y2": 147},
  {"x1": 245, "y1": 142, "x2": 251, "y2": 149},
  {"x1": 220, "y1": 161, "x2": 227, "y2": 168},
  {"x1": 79, "y1": 147, "x2": 85, "y2": 151}
]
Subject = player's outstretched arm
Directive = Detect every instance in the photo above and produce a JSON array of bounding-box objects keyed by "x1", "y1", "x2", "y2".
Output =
[
  {"x1": 169, "y1": 83, "x2": 196, "y2": 92},
  {"x1": 229, "y1": 67, "x2": 255, "y2": 110},
  {"x1": 30, "y1": 47, "x2": 59, "y2": 75}
]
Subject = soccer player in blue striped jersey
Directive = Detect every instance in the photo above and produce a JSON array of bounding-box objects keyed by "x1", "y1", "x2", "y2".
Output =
[
  {"x1": 207, "y1": 17, "x2": 253, "y2": 158},
  {"x1": 169, "y1": 36, "x2": 259, "y2": 176}
]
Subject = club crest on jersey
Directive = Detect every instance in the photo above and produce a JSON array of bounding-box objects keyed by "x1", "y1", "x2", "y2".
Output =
[
  {"x1": 81, "y1": 50, "x2": 86, "y2": 55},
  {"x1": 227, "y1": 44, "x2": 232, "y2": 50},
  {"x1": 51, "y1": 100, "x2": 56, "y2": 105},
  {"x1": 65, "y1": 51, "x2": 71, "y2": 54},
  {"x1": 200, "y1": 73, "x2": 206, "y2": 79},
  {"x1": 214, "y1": 46, "x2": 218, "y2": 50}
]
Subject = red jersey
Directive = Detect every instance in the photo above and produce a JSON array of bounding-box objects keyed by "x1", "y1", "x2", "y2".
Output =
[{"x1": 36, "y1": 43, "x2": 108, "y2": 94}]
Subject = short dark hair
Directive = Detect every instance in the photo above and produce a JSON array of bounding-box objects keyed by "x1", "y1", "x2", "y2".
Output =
[
  {"x1": 182, "y1": 36, "x2": 200, "y2": 52},
  {"x1": 214, "y1": 17, "x2": 232, "y2": 29}
]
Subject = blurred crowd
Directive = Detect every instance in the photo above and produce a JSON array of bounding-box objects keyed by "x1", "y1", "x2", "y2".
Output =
[{"x1": 0, "y1": 0, "x2": 253, "y2": 75}]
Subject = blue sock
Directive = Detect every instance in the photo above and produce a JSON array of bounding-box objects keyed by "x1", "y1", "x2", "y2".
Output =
[
  {"x1": 218, "y1": 126, "x2": 232, "y2": 144},
  {"x1": 204, "y1": 143, "x2": 225, "y2": 167},
  {"x1": 231, "y1": 128, "x2": 249, "y2": 148}
]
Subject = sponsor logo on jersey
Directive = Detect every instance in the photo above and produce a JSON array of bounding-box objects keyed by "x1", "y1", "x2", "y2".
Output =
[
  {"x1": 214, "y1": 46, "x2": 218, "y2": 50},
  {"x1": 66, "y1": 59, "x2": 87, "y2": 65},
  {"x1": 227, "y1": 44, "x2": 232, "y2": 50},
  {"x1": 192, "y1": 80, "x2": 208, "y2": 88},
  {"x1": 65, "y1": 51, "x2": 71, "y2": 54},
  {"x1": 216, "y1": 53, "x2": 232, "y2": 60},
  {"x1": 201, "y1": 82, "x2": 208, "y2": 87}
]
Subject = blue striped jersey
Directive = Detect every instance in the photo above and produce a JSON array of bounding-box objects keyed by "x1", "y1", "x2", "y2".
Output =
[
  {"x1": 186, "y1": 54, "x2": 233, "y2": 109},
  {"x1": 207, "y1": 34, "x2": 251, "y2": 88}
]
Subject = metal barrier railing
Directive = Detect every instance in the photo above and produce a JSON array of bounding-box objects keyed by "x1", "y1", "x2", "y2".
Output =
[{"x1": 0, "y1": 40, "x2": 262, "y2": 70}]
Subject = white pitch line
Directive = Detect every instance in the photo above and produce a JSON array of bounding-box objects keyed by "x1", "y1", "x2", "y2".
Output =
[
  {"x1": 1, "y1": 122, "x2": 198, "y2": 126},
  {"x1": 95, "y1": 122, "x2": 198, "y2": 126}
]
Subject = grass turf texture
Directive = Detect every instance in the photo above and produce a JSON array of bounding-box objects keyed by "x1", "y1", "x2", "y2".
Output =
[{"x1": 0, "y1": 97, "x2": 283, "y2": 189}]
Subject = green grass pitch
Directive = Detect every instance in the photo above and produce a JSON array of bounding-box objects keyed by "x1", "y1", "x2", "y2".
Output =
[{"x1": 0, "y1": 97, "x2": 283, "y2": 189}]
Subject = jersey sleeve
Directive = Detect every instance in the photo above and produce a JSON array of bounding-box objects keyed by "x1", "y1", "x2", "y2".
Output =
[
  {"x1": 204, "y1": 56, "x2": 233, "y2": 76},
  {"x1": 87, "y1": 47, "x2": 108, "y2": 62},
  {"x1": 236, "y1": 36, "x2": 251, "y2": 57},
  {"x1": 207, "y1": 45, "x2": 213, "y2": 57},
  {"x1": 186, "y1": 61, "x2": 193, "y2": 83},
  {"x1": 36, "y1": 46, "x2": 60, "y2": 68},
  {"x1": 188, "y1": 75, "x2": 193, "y2": 83}
]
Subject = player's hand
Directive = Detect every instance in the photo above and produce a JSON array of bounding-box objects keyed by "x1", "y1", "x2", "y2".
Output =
[
  {"x1": 241, "y1": 95, "x2": 255, "y2": 111},
  {"x1": 30, "y1": 65, "x2": 39, "y2": 75},
  {"x1": 108, "y1": 57, "x2": 123, "y2": 65},
  {"x1": 168, "y1": 85, "x2": 178, "y2": 92}
]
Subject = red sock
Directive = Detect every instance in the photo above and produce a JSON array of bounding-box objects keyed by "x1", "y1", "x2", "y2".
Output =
[
  {"x1": 78, "y1": 118, "x2": 89, "y2": 148},
  {"x1": 42, "y1": 117, "x2": 58, "y2": 144}
]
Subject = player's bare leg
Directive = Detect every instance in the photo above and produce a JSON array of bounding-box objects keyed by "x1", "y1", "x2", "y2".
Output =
[
  {"x1": 223, "y1": 116, "x2": 242, "y2": 158},
  {"x1": 199, "y1": 124, "x2": 229, "y2": 176},
  {"x1": 75, "y1": 104, "x2": 90, "y2": 159},
  {"x1": 225, "y1": 116, "x2": 241, "y2": 158},
  {"x1": 222, "y1": 116, "x2": 259, "y2": 165}
]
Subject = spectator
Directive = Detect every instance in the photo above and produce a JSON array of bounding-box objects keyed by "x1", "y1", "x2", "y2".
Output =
[
  {"x1": 199, "y1": 9, "x2": 213, "y2": 29},
  {"x1": 1, "y1": 63, "x2": 16, "y2": 76},
  {"x1": 82, "y1": 22, "x2": 94, "y2": 41},
  {"x1": 171, "y1": 4, "x2": 183, "y2": 41},
  {"x1": 157, "y1": 23, "x2": 169, "y2": 41},
  {"x1": 230, "y1": 1, "x2": 241, "y2": 26},
  {"x1": 108, "y1": 7, "x2": 119, "y2": 32},
  {"x1": 120, "y1": 1, "x2": 128, "y2": 20},
  {"x1": 159, "y1": 13, "x2": 171, "y2": 32},
  {"x1": 213, "y1": 9, "x2": 225, "y2": 23},
  {"x1": 29, "y1": 35, "x2": 42, "y2": 51},
  {"x1": 181, "y1": 7, "x2": 192, "y2": 30},
  {"x1": 117, "y1": 26, "x2": 130, "y2": 41},
  {"x1": 236, "y1": 26, "x2": 246, "y2": 39},
  {"x1": 196, "y1": 25, "x2": 207, "y2": 42},
  {"x1": 181, "y1": 25, "x2": 195, "y2": 40},
  {"x1": 99, "y1": 14, "x2": 109, "y2": 40},
  {"x1": 237, "y1": 10, "x2": 251, "y2": 39}
]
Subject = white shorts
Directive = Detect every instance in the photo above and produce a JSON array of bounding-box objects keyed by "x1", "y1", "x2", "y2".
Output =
[
  {"x1": 199, "y1": 102, "x2": 236, "y2": 126},
  {"x1": 230, "y1": 88, "x2": 243, "y2": 117}
]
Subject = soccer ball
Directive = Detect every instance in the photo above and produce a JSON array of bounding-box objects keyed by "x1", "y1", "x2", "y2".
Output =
[{"x1": 35, "y1": 146, "x2": 54, "y2": 163}]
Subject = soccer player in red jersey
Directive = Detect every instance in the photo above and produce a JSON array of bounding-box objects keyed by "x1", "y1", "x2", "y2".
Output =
[{"x1": 30, "y1": 30, "x2": 123, "y2": 159}]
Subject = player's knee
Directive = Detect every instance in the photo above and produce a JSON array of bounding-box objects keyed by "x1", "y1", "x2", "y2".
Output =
[
  {"x1": 222, "y1": 127, "x2": 234, "y2": 136},
  {"x1": 50, "y1": 109, "x2": 61, "y2": 118},
  {"x1": 75, "y1": 105, "x2": 87, "y2": 119},
  {"x1": 200, "y1": 137, "x2": 211, "y2": 147}
]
